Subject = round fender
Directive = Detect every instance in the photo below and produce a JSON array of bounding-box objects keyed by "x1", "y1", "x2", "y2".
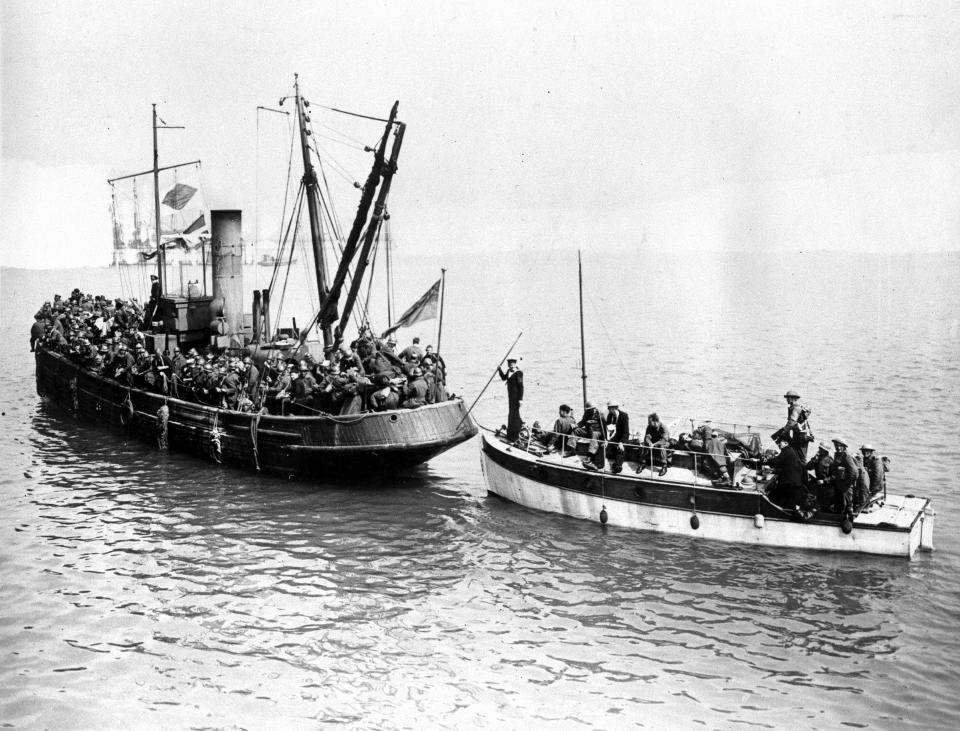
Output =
[{"x1": 120, "y1": 398, "x2": 135, "y2": 426}]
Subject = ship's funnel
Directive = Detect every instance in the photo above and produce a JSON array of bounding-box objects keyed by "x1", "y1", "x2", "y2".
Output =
[{"x1": 210, "y1": 210, "x2": 243, "y2": 339}]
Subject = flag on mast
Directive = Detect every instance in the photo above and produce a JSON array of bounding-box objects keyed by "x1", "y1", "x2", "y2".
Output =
[
  {"x1": 162, "y1": 183, "x2": 197, "y2": 210},
  {"x1": 182, "y1": 213, "x2": 207, "y2": 235},
  {"x1": 381, "y1": 279, "x2": 441, "y2": 337}
]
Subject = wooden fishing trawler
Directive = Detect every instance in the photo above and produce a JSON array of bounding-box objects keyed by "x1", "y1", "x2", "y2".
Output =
[
  {"x1": 479, "y1": 255, "x2": 934, "y2": 558},
  {"x1": 35, "y1": 77, "x2": 477, "y2": 478}
]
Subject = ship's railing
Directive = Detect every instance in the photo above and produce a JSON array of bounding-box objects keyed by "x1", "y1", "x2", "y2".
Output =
[
  {"x1": 663, "y1": 416, "x2": 781, "y2": 436},
  {"x1": 511, "y1": 423, "x2": 763, "y2": 487}
]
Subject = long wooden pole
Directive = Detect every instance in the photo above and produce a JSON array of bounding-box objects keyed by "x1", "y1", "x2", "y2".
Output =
[
  {"x1": 436, "y1": 268, "x2": 446, "y2": 353},
  {"x1": 108, "y1": 160, "x2": 201, "y2": 184},
  {"x1": 335, "y1": 121, "x2": 405, "y2": 346},
  {"x1": 457, "y1": 331, "x2": 523, "y2": 430},
  {"x1": 314, "y1": 98, "x2": 398, "y2": 342},
  {"x1": 579, "y1": 250, "x2": 588, "y2": 408}
]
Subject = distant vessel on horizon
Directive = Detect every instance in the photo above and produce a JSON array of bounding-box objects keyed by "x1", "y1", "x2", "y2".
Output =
[{"x1": 258, "y1": 253, "x2": 296, "y2": 267}]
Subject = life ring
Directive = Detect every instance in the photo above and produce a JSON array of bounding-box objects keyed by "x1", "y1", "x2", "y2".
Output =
[{"x1": 120, "y1": 397, "x2": 135, "y2": 426}]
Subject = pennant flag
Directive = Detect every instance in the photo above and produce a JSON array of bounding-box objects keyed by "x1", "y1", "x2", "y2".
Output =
[
  {"x1": 162, "y1": 183, "x2": 197, "y2": 210},
  {"x1": 382, "y1": 279, "x2": 441, "y2": 337},
  {"x1": 182, "y1": 213, "x2": 206, "y2": 235}
]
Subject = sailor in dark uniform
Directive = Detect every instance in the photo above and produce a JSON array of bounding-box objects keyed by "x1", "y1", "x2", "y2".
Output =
[
  {"x1": 497, "y1": 356, "x2": 524, "y2": 441},
  {"x1": 143, "y1": 274, "x2": 160, "y2": 328}
]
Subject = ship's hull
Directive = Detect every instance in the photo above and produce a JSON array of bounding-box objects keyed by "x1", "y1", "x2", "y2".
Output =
[
  {"x1": 35, "y1": 347, "x2": 478, "y2": 478},
  {"x1": 480, "y1": 433, "x2": 934, "y2": 559}
]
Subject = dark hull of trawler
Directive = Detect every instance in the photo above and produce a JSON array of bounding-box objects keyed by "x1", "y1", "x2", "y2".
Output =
[
  {"x1": 480, "y1": 432, "x2": 934, "y2": 559},
  {"x1": 35, "y1": 346, "x2": 477, "y2": 478}
]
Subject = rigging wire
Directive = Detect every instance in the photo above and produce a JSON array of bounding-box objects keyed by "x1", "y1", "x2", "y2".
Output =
[
  {"x1": 310, "y1": 138, "x2": 357, "y2": 187},
  {"x1": 318, "y1": 121, "x2": 370, "y2": 148},
  {"x1": 269, "y1": 183, "x2": 305, "y2": 295},
  {"x1": 312, "y1": 102, "x2": 399, "y2": 125},
  {"x1": 272, "y1": 192, "x2": 306, "y2": 333},
  {"x1": 586, "y1": 288, "x2": 633, "y2": 385},
  {"x1": 317, "y1": 160, "x2": 346, "y2": 245},
  {"x1": 264, "y1": 116, "x2": 300, "y2": 297},
  {"x1": 193, "y1": 161, "x2": 208, "y2": 291},
  {"x1": 311, "y1": 132, "x2": 367, "y2": 151}
]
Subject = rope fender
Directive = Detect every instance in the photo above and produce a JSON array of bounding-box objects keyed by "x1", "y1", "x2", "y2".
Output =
[
  {"x1": 69, "y1": 377, "x2": 79, "y2": 416},
  {"x1": 210, "y1": 410, "x2": 222, "y2": 464},
  {"x1": 156, "y1": 403, "x2": 170, "y2": 450},
  {"x1": 120, "y1": 390, "x2": 135, "y2": 427}
]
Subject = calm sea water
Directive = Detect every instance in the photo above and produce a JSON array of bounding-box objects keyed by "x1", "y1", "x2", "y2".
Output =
[{"x1": 2, "y1": 250, "x2": 959, "y2": 729}]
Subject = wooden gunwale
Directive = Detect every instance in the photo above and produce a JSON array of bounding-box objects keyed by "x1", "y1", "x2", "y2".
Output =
[{"x1": 35, "y1": 346, "x2": 477, "y2": 475}]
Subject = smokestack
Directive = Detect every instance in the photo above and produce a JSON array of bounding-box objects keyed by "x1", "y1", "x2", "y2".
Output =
[{"x1": 211, "y1": 210, "x2": 243, "y2": 339}]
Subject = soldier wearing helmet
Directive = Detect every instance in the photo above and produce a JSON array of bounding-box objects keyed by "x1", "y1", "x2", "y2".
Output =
[
  {"x1": 771, "y1": 389, "x2": 813, "y2": 460},
  {"x1": 860, "y1": 444, "x2": 889, "y2": 498},
  {"x1": 401, "y1": 365, "x2": 428, "y2": 409},
  {"x1": 829, "y1": 437, "x2": 860, "y2": 518}
]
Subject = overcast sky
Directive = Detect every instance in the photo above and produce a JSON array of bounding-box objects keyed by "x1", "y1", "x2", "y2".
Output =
[{"x1": 3, "y1": 0, "x2": 960, "y2": 267}]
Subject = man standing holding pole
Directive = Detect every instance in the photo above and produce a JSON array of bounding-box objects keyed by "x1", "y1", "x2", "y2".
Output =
[{"x1": 498, "y1": 356, "x2": 524, "y2": 442}]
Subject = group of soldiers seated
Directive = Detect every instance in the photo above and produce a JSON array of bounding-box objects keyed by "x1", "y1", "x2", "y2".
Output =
[
  {"x1": 32, "y1": 289, "x2": 450, "y2": 416},
  {"x1": 521, "y1": 402, "x2": 728, "y2": 476},
  {"x1": 510, "y1": 389, "x2": 889, "y2": 520}
]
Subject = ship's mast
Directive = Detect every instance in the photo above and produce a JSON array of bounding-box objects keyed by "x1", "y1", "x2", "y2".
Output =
[
  {"x1": 579, "y1": 249, "x2": 588, "y2": 408},
  {"x1": 334, "y1": 120, "x2": 405, "y2": 346},
  {"x1": 314, "y1": 99, "x2": 398, "y2": 343},
  {"x1": 293, "y1": 74, "x2": 332, "y2": 348},
  {"x1": 152, "y1": 104, "x2": 164, "y2": 293}
]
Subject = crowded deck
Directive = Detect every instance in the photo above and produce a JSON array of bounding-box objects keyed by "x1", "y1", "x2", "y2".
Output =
[{"x1": 31, "y1": 288, "x2": 451, "y2": 417}]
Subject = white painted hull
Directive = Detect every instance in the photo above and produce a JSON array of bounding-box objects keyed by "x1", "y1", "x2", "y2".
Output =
[{"x1": 480, "y1": 435, "x2": 933, "y2": 559}]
